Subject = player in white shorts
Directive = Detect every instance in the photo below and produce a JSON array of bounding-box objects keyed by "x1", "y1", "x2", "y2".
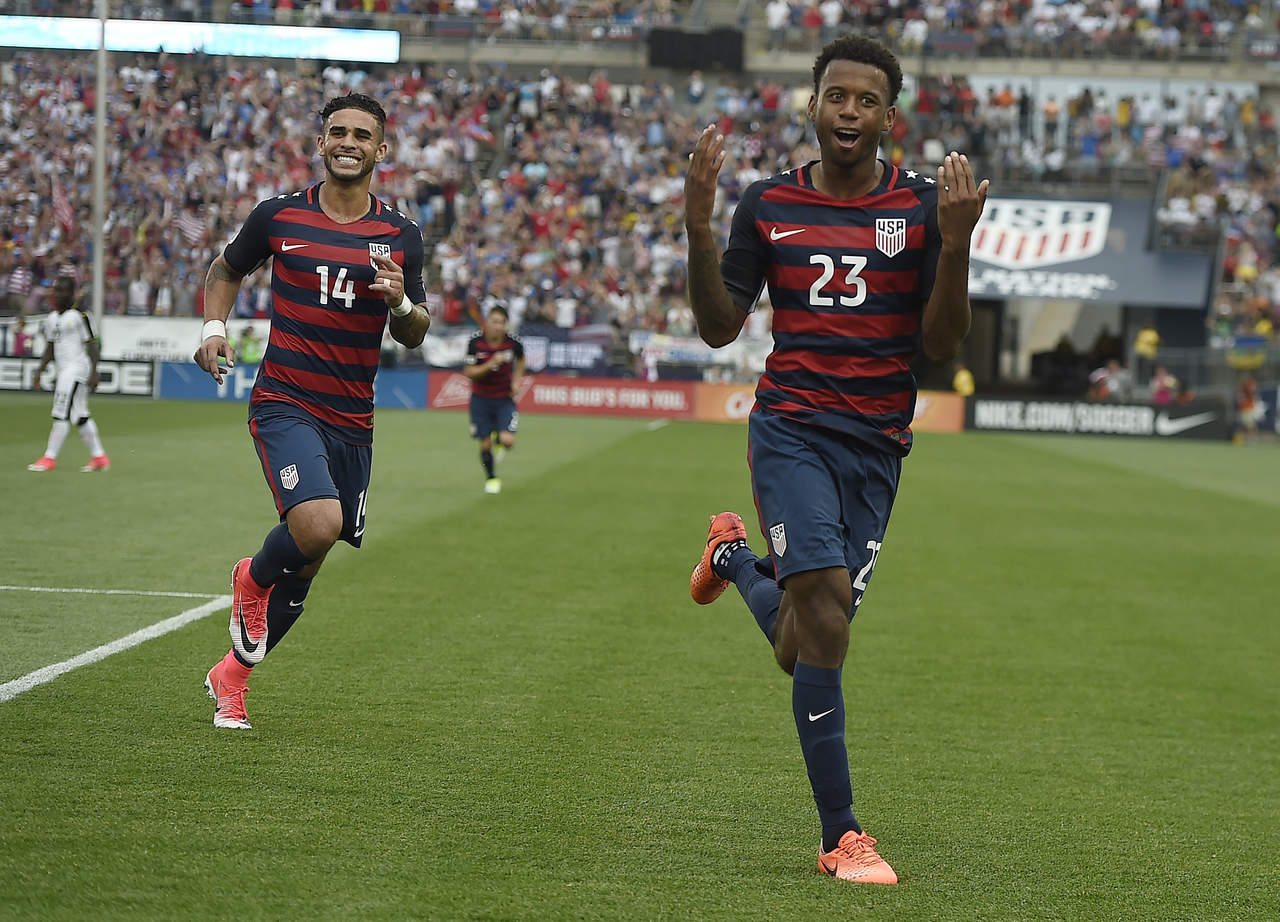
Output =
[{"x1": 27, "y1": 276, "x2": 110, "y2": 473}]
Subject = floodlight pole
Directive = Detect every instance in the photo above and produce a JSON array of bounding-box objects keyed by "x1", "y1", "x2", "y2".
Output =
[{"x1": 92, "y1": 0, "x2": 108, "y2": 326}]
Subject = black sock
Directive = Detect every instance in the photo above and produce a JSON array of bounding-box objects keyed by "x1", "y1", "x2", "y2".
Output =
[
  {"x1": 264, "y1": 574, "x2": 314, "y2": 656},
  {"x1": 793, "y1": 662, "x2": 861, "y2": 852},
  {"x1": 481, "y1": 449, "x2": 495, "y2": 479},
  {"x1": 249, "y1": 522, "x2": 313, "y2": 588},
  {"x1": 710, "y1": 539, "x2": 749, "y2": 580}
]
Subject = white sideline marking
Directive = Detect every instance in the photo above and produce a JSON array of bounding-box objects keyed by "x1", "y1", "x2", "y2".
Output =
[
  {"x1": 0, "y1": 594, "x2": 231, "y2": 703},
  {"x1": 646, "y1": 419, "x2": 669, "y2": 431},
  {"x1": 0, "y1": 585, "x2": 215, "y2": 599}
]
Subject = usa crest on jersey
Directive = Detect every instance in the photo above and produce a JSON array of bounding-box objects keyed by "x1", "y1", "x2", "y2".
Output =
[
  {"x1": 875, "y1": 217, "x2": 907, "y2": 258},
  {"x1": 368, "y1": 242, "x2": 391, "y2": 268}
]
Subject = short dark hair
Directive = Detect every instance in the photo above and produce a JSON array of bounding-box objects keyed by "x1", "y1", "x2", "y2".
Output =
[
  {"x1": 812, "y1": 35, "x2": 902, "y2": 104},
  {"x1": 319, "y1": 93, "x2": 387, "y2": 136},
  {"x1": 488, "y1": 304, "x2": 510, "y2": 320}
]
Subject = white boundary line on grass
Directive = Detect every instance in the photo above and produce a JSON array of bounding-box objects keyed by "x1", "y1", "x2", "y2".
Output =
[
  {"x1": 0, "y1": 592, "x2": 231, "y2": 704},
  {"x1": 0, "y1": 584, "x2": 215, "y2": 598}
]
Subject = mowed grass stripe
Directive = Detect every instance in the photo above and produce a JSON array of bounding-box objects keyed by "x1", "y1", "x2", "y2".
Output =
[{"x1": 1, "y1": 406, "x2": 1276, "y2": 921}]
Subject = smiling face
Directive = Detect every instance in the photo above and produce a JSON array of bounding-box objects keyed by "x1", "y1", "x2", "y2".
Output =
[
  {"x1": 317, "y1": 107, "x2": 386, "y2": 186},
  {"x1": 808, "y1": 59, "x2": 895, "y2": 171}
]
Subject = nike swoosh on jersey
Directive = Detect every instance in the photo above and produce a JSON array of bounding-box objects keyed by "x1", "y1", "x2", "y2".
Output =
[
  {"x1": 808, "y1": 708, "x2": 837, "y2": 722},
  {"x1": 280, "y1": 242, "x2": 308, "y2": 251},
  {"x1": 770, "y1": 227, "x2": 806, "y2": 241}
]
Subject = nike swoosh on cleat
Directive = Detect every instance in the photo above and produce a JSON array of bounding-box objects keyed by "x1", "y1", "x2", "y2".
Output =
[
  {"x1": 769, "y1": 226, "x2": 805, "y2": 241},
  {"x1": 808, "y1": 708, "x2": 837, "y2": 722},
  {"x1": 235, "y1": 603, "x2": 263, "y2": 654},
  {"x1": 288, "y1": 600, "x2": 304, "y2": 608},
  {"x1": 280, "y1": 242, "x2": 308, "y2": 251}
]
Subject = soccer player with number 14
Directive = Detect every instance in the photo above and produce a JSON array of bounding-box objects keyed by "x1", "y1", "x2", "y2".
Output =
[{"x1": 192, "y1": 94, "x2": 431, "y2": 730}]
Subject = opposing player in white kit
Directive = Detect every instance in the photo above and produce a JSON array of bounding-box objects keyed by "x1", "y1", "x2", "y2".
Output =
[{"x1": 27, "y1": 276, "x2": 110, "y2": 473}]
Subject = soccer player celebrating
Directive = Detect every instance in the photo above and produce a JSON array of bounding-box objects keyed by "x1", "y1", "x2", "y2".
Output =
[
  {"x1": 684, "y1": 36, "x2": 988, "y2": 883},
  {"x1": 193, "y1": 94, "x2": 431, "y2": 730},
  {"x1": 27, "y1": 275, "x2": 110, "y2": 473},
  {"x1": 463, "y1": 304, "x2": 524, "y2": 494}
]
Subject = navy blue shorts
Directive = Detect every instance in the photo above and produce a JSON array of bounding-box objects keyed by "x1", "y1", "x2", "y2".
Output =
[
  {"x1": 747, "y1": 410, "x2": 901, "y2": 616},
  {"x1": 248, "y1": 407, "x2": 372, "y2": 548},
  {"x1": 470, "y1": 395, "x2": 518, "y2": 439}
]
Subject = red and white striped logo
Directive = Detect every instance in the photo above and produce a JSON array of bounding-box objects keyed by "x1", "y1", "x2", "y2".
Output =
[
  {"x1": 971, "y1": 200, "x2": 1111, "y2": 270},
  {"x1": 875, "y1": 217, "x2": 907, "y2": 258}
]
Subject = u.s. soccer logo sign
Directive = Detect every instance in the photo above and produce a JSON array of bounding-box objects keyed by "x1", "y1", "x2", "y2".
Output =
[
  {"x1": 875, "y1": 217, "x2": 906, "y2": 258},
  {"x1": 971, "y1": 200, "x2": 1111, "y2": 270},
  {"x1": 369, "y1": 242, "x2": 391, "y2": 268}
]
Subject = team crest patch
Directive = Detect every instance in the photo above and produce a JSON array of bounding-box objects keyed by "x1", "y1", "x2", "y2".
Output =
[
  {"x1": 280, "y1": 464, "x2": 299, "y2": 491},
  {"x1": 769, "y1": 523, "x2": 787, "y2": 557},
  {"x1": 368, "y1": 242, "x2": 391, "y2": 268},
  {"x1": 875, "y1": 217, "x2": 907, "y2": 258},
  {"x1": 971, "y1": 200, "x2": 1111, "y2": 269}
]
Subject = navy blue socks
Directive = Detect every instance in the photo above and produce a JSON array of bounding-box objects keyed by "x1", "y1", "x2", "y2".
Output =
[
  {"x1": 792, "y1": 662, "x2": 860, "y2": 852},
  {"x1": 265, "y1": 573, "x2": 314, "y2": 655},
  {"x1": 481, "y1": 449, "x2": 495, "y2": 479},
  {"x1": 249, "y1": 522, "x2": 314, "y2": 588},
  {"x1": 715, "y1": 544, "x2": 784, "y2": 643}
]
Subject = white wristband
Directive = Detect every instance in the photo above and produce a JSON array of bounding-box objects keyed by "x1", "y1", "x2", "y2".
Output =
[
  {"x1": 201, "y1": 320, "x2": 227, "y2": 341},
  {"x1": 389, "y1": 297, "x2": 412, "y2": 318}
]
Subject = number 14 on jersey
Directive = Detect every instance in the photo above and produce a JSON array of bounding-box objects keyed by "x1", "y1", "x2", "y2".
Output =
[{"x1": 316, "y1": 265, "x2": 356, "y2": 309}]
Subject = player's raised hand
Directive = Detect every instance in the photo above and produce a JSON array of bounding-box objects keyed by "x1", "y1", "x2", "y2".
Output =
[
  {"x1": 194, "y1": 332, "x2": 234, "y2": 385},
  {"x1": 685, "y1": 123, "x2": 727, "y2": 230},
  {"x1": 936, "y1": 152, "x2": 990, "y2": 250},
  {"x1": 369, "y1": 253, "x2": 405, "y2": 309}
]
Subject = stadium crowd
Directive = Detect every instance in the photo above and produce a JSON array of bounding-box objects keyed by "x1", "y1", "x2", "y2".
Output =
[
  {"x1": 1, "y1": 43, "x2": 1278, "y2": 354},
  {"x1": 760, "y1": 0, "x2": 1267, "y2": 60},
  {"x1": 4, "y1": 0, "x2": 686, "y2": 29}
]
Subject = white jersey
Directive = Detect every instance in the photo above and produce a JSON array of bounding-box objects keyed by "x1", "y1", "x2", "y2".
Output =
[{"x1": 42, "y1": 308, "x2": 96, "y2": 379}]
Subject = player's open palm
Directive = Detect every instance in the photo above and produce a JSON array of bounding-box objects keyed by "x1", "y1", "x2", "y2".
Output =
[
  {"x1": 685, "y1": 124, "x2": 727, "y2": 229},
  {"x1": 937, "y1": 152, "x2": 989, "y2": 250}
]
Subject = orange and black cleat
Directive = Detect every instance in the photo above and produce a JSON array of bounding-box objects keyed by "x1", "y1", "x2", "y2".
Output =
[
  {"x1": 689, "y1": 511, "x2": 748, "y2": 605},
  {"x1": 818, "y1": 831, "x2": 898, "y2": 885}
]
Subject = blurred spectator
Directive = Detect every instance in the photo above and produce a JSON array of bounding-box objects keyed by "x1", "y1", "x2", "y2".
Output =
[
  {"x1": 1133, "y1": 322, "x2": 1160, "y2": 383},
  {"x1": 1235, "y1": 374, "x2": 1263, "y2": 439},
  {"x1": 236, "y1": 324, "x2": 264, "y2": 365},
  {"x1": 12, "y1": 317, "x2": 35, "y2": 357},
  {"x1": 1149, "y1": 365, "x2": 1180, "y2": 405}
]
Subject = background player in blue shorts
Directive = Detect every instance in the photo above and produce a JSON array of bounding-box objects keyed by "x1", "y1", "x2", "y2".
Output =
[
  {"x1": 192, "y1": 94, "x2": 432, "y2": 730},
  {"x1": 684, "y1": 35, "x2": 989, "y2": 884},
  {"x1": 463, "y1": 304, "x2": 524, "y2": 494}
]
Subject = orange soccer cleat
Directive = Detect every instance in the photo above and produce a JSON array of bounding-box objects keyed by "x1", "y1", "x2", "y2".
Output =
[
  {"x1": 26, "y1": 456, "x2": 56, "y2": 472},
  {"x1": 229, "y1": 557, "x2": 271, "y2": 666},
  {"x1": 204, "y1": 661, "x2": 252, "y2": 730},
  {"x1": 818, "y1": 831, "x2": 899, "y2": 885},
  {"x1": 79, "y1": 454, "x2": 111, "y2": 472},
  {"x1": 689, "y1": 511, "x2": 748, "y2": 605}
]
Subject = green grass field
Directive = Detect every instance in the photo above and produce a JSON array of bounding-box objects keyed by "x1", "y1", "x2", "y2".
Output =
[{"x1": 1, "y1": 391, "x2": 1277, "y2": 921}]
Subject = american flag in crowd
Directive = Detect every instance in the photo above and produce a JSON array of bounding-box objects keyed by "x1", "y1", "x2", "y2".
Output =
[
  {"x1": 7, "y1": 264, "x2": 31, "y2": 296},
  {"x1": 175, "y1": 208, "x2": 206, "y2": 246},
  {"x1": 51, "y1": 174, "x2": 75, "y2": 236}
]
